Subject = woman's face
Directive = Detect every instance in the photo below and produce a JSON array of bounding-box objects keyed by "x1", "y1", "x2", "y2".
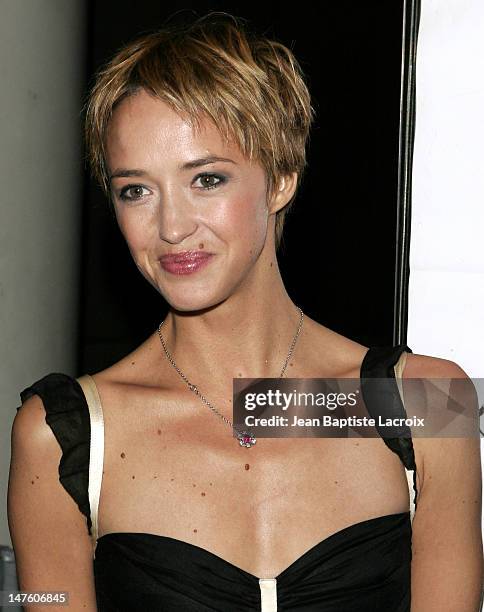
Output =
[{"x1": 105, "y1": 88, "x2": 290, "y2": 312}]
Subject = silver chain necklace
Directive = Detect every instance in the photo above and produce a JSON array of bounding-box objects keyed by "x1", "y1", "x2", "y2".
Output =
[{"x1": 157, "y1": 306, "x2": 304, "y2": 448}]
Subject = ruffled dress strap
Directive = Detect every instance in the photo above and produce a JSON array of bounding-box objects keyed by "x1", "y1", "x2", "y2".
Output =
[
  {"x1": 360, "y1": 344, "x2": 418, "y2": 520},
  {"x1": 18, "y1": 373, "x2": 92, "y2": 536}
]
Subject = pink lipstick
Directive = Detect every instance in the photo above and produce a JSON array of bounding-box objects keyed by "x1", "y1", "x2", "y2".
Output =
[{"x1": 159, "y1": 251, "x2": 214, "y2": 275}]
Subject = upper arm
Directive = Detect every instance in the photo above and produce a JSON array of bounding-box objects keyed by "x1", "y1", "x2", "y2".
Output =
[
  {"x1": 409, "y1": 357, "x2": 483, "y2": 611},
  {"x1": 7, "y1": 394, "x2": 97, "y2": 611}
]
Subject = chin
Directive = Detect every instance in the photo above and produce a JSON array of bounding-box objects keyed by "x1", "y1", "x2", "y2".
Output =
[
  {"x1": 161, "y1": 289, "x2": 227, "y2": 314},
  {"x1": 152, "y1": 264, "x2": 248, "y2": 312}
]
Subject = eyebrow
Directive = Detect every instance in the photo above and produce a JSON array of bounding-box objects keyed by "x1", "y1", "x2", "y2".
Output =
[{"x1": 109, "y1": 156, "x2": 236, "y2": 182}]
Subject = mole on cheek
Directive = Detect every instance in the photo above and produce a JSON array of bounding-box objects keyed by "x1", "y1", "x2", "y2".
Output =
[
  {"x1": 120, "y1": 452, "x2": 126, "y2": 459},
  {"x1": 245, "y1": 464, "x2": 250, "y2": 470}
]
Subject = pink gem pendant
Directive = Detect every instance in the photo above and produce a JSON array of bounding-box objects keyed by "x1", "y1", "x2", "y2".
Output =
[{"x1": 237, "y1": 431, "x2": 257, "y2": 448}]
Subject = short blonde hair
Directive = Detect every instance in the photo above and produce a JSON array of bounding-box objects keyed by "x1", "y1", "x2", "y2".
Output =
[{"x1": 83, "y1": 12, "x2": 316, "y2": 251}]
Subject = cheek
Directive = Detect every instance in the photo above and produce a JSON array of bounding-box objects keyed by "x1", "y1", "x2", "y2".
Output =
[
  {"x1": 212, "y1": 191, "x2": 268, "y2": 248},
  {"x1": 236, "y1": 198, "x2": 268, "y2": 252},
  {"x1": 115, "y1": 212, "x2": 160, "y2": 286},
  {"x1": 115, "y1": 207, "x2": 155, "y2": 253}
]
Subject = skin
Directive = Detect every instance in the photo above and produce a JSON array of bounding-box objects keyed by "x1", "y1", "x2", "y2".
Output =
[{"x1": 8, "y1": 88, "x2": 483, "y2": 611}]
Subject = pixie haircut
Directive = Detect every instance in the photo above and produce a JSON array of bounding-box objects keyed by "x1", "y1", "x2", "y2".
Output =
[{"x1": 84, "y1": 12, "x2": 316, "y2": 251}]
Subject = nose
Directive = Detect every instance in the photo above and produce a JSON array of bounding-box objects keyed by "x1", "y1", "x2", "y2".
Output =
[{"x1": 156, "y1": 188, "x2": 198, "y2": 244}]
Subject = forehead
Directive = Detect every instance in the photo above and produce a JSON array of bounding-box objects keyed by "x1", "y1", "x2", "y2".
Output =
[{"x1": 105, "y1": 89, "x2": 243, "y2": 169}]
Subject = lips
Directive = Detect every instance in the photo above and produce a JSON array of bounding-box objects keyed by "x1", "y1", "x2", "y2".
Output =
[
  {"x1": 159, "y1": 251, "x2": 212, "y2": 263},
  {"x1": 158, "y1": 250, "x2": 215, "y2": 275}
]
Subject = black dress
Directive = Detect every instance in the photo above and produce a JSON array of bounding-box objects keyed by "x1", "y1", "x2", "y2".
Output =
[{"x1": 18, "y1": 344, "x2": 417, "y2": 611}]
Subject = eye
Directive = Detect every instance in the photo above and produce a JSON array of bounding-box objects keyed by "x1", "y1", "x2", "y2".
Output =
[
  {"x1": 118, "y1": 185, "x2": 150, "y2": 201},
  {"x1": 193, "y1": 172, "x2": 226, "y2": 190}
]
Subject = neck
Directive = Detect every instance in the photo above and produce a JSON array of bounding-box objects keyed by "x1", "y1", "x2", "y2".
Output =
[{"x1": 158, "y1": 270, "x2": 303, "y2": 381}]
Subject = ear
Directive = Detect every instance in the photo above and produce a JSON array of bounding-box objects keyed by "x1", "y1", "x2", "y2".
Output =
[{"x1": 267, "y1": 172, "x2": 298, "y2": 215}]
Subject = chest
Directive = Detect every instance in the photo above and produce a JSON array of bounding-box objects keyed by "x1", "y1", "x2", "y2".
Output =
[{"x1": 96, "y1": 396, "x2": 411, "y2": 577}]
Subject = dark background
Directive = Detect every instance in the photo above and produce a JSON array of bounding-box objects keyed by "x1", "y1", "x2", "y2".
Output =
[{"x1": 79, "y1": 1, "x2": 405, "y2": 374}]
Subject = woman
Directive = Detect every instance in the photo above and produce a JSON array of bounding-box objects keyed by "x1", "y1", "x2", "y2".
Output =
[{"x1": 8, "y1": 11, "x2": 483, "y2": 611}]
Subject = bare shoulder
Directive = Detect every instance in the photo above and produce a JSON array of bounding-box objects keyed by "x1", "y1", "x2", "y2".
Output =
[
  {"x1": 402, "y1": 353, "x2": 483, "y2": 607},
  {"x1": 89, "y1": 328, "x2": 163, "y2": 386},
  {"x1": 403, "y1": 350, "x2": 469, "y2": 378},
  {"x1": 402, "y1": 351, "x2": 479, "y2": 475},
  {"x1": 8, "y1": 395, "x2": 97, "y2": 610},
  {"x1": 83, "y1": 331, "x2": 179, "y2": 428},
  {"x1": 13, "y1": 393, "x2": 58, "y2": 450},
  {"x1": 300, "y1": 315, "x2": 370, "y2": 376}
]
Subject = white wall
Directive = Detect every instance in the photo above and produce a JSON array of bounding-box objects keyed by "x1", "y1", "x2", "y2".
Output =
[
  {"x1": 408, "y1": 0, "x2": 484, "y2": 538},
  {"x1": 0, "y1": 0, "x2": 86, "y2": 547}
]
